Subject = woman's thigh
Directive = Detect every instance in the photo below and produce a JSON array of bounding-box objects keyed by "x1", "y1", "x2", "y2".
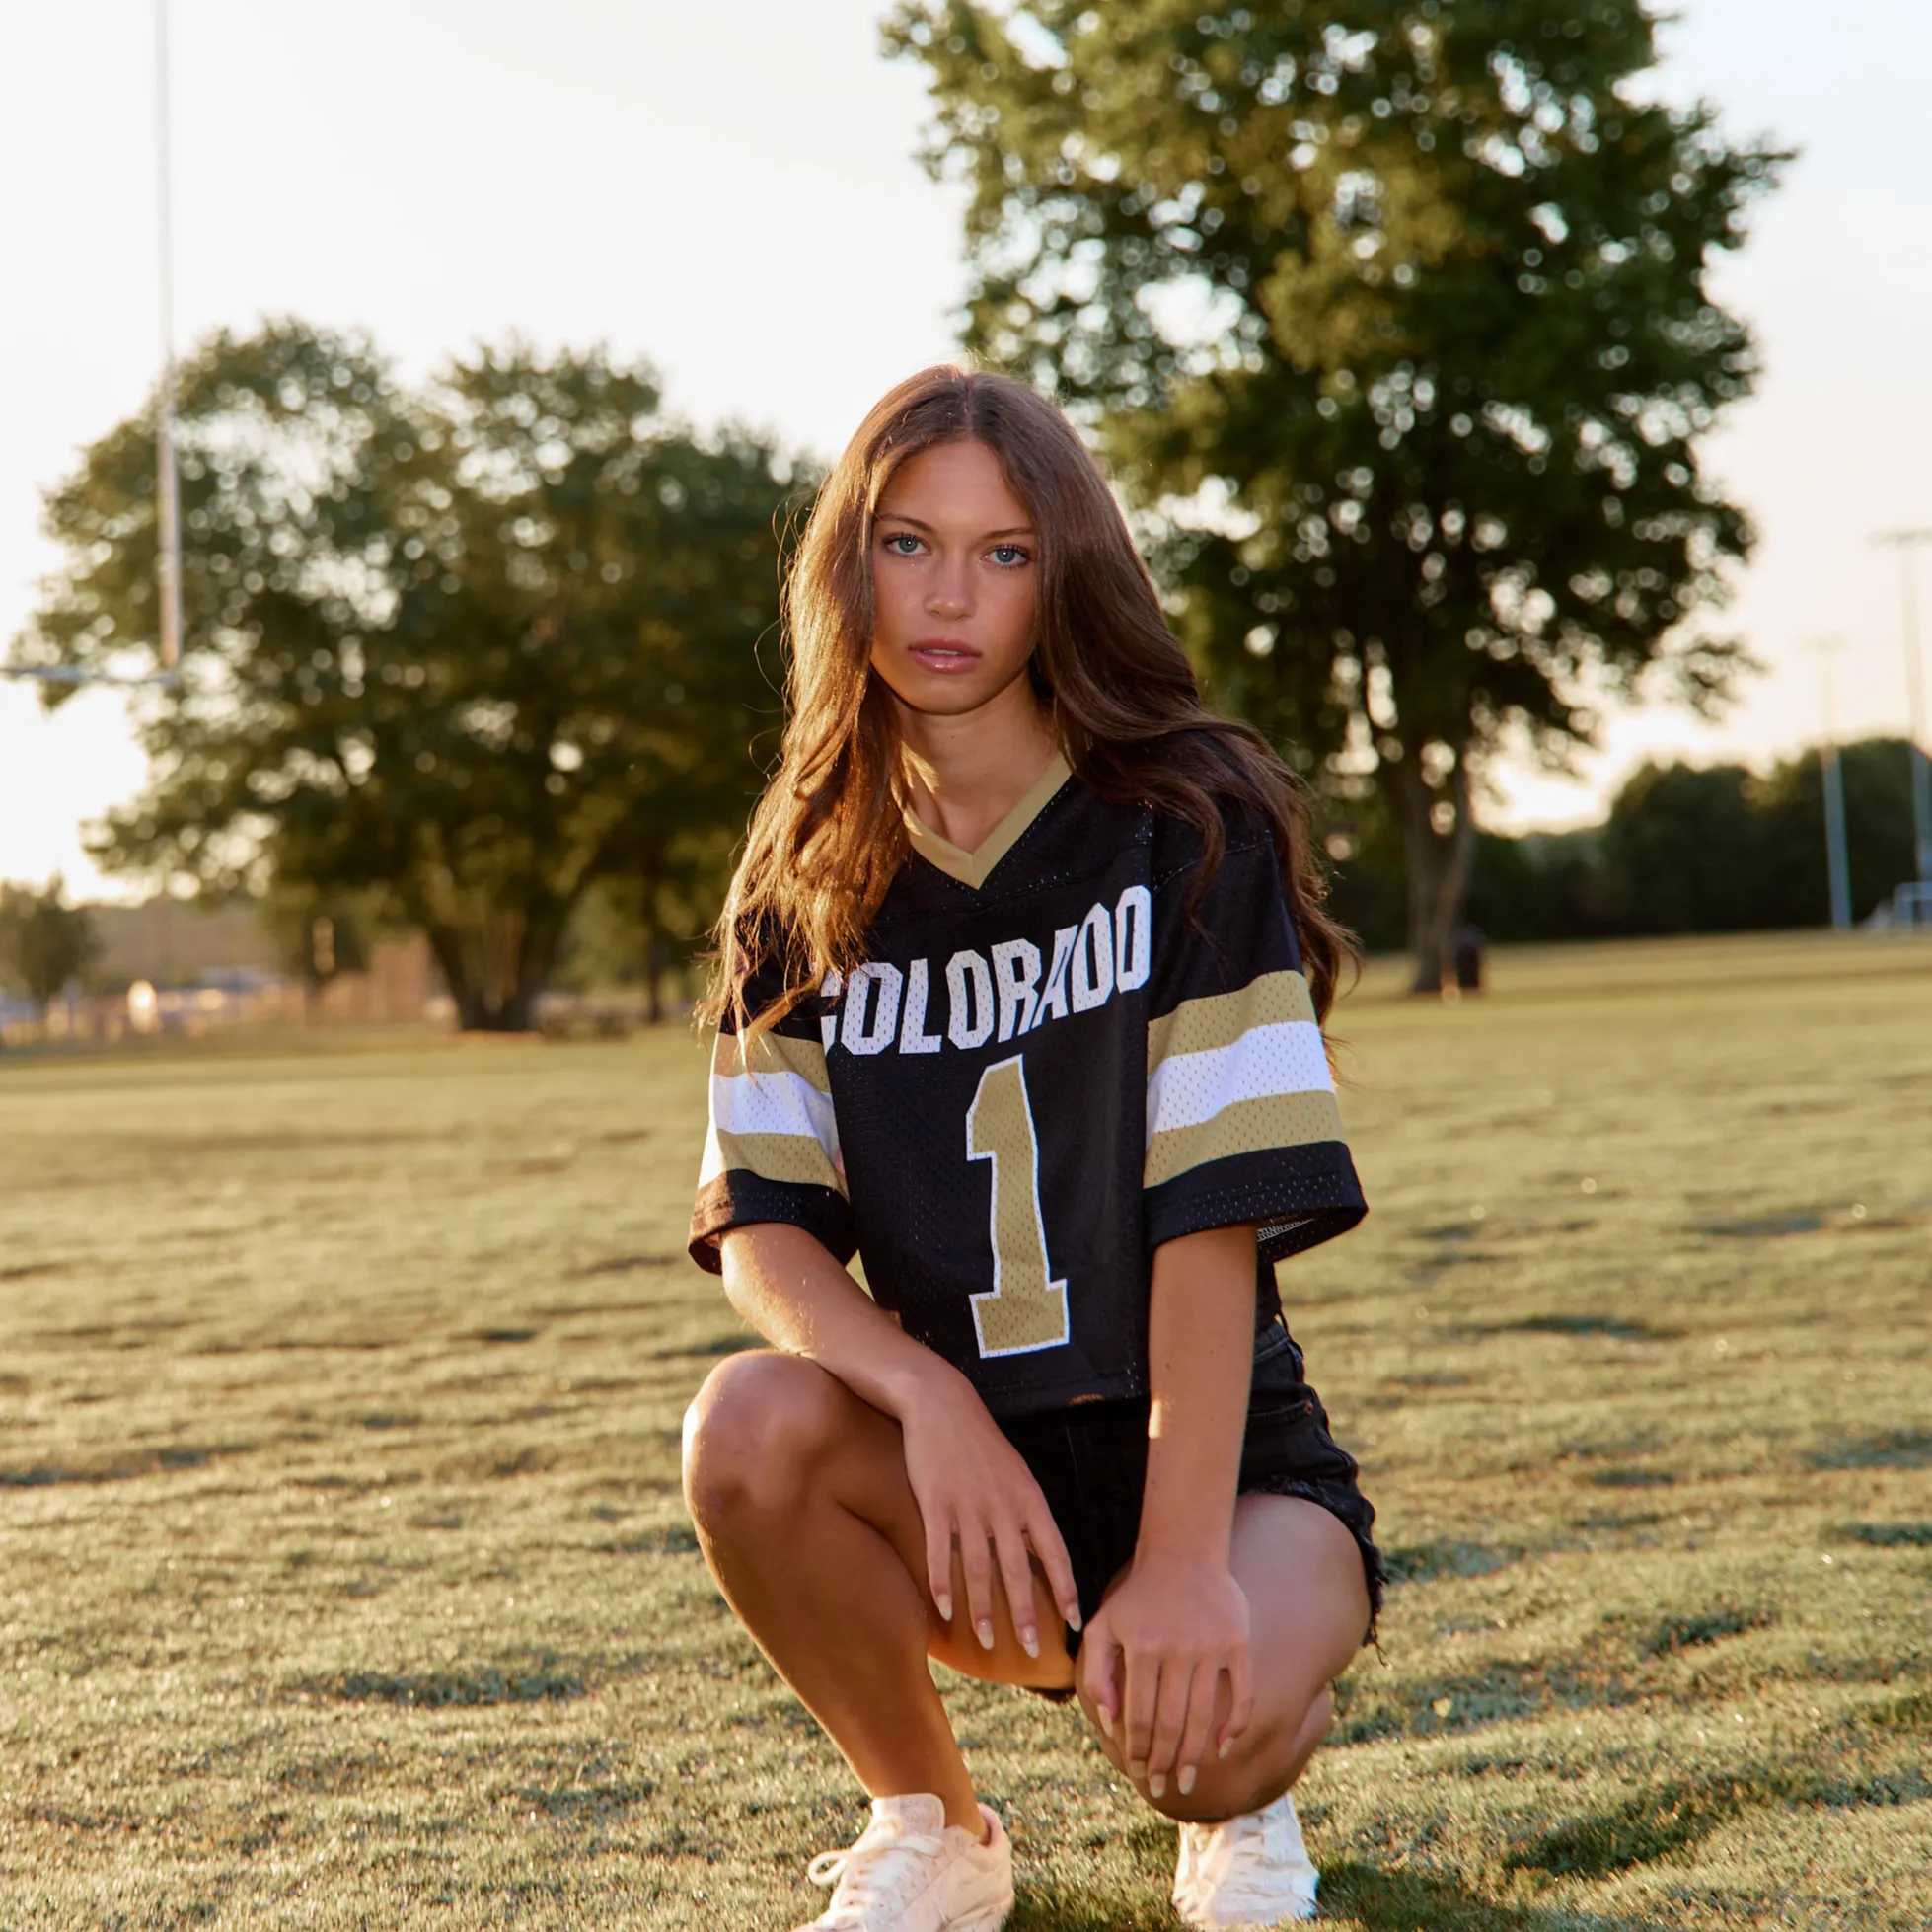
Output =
[
  {"x1": 1229, "y1": 1491, "x2": 1372, "y2": 1717},
  {"x1": 690, "y1": 1350, "x2": 1074, "y2": 1693}
]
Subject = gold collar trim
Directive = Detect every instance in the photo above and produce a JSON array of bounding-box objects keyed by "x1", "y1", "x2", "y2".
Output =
[{"x1": 903, "y1": 752, "x2": 1072, "y2": 891}]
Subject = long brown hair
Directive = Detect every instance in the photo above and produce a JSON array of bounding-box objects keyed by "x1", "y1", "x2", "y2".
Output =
[{"x1": 706, "y1": 366, "x2": 1353, "y2": 1035}]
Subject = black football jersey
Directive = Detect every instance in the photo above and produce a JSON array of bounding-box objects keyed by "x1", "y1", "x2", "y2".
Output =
[{"x1": 688, "y1": 756, "x2": 1367, "y2": 1420}]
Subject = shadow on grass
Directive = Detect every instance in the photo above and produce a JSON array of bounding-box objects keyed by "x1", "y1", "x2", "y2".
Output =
[
  {"x1": 1696, "y1": 1211, "x2": 1823, "y2": 1237},
  {"x1": 1640, "y1": 1605, "x2": 1774, "y2": 1657},
  {"x1": 1322, "y1": 1859, "x2": 1672, "y2": 1929},
  {"x1": 0, "y1": 1444, "x2": 249, "y2": 1486},
  {"x1": 1838, "y1": 1521, "x2": 1932, "y2": 1547},
  {"x1": 652, "y1": 1334, "x2": 759, "y2": 1363},
  {"x1": 1506, "y1": 1776, "x2": 1752, "y2": 1879},
  {"x1": 1383, "y1": 1540, "x2": 1523, "y2": 1584},
  {"x1": 517, "y1": 1777, "x2": 657, "y2": 1818},
  {"x1": 1335, "y1": 1654, "x2": 1646, "y2": 1745},
  {"x1": 1499, "y1": 1739, "x2": 1930, "y2": 1887},
  {"x1": 1007, "y1": 1817, "x2": 1174, "y2": 1930},
  {"x1": 1340, "y1": 1598, "x2": 1782, "y2": 1746},
  {"x1": 1807, "y1": 1429, "x2": 1932, "y2": 1471},
  {"x1": 1014, "y1": 1857, "x2": 1677, "y2": 1929},
  {"x1": 1586, "y1": 1466, "x2": 1675, "y2": 1489},
  {"x1": 293, "y1": 1657, "x2": 589, "y2": 1707}
]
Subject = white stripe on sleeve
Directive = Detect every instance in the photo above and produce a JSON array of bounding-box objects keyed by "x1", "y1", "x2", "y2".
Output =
[
  {"x1": 710, "y1": 1068, "x2": 842, "y2": 1165},
  {"x1": 1145, "y1": 1021, "x2": 1333, "y2": 1149}
]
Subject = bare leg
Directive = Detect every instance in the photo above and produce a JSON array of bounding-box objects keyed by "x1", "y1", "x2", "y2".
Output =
[
  {"x1": 1077, "y1": 1494, "x2": 1369, "y2": 1822},
  {"x1": 682, "y1": 1351, "x2": 1073, "y2": 1834}
]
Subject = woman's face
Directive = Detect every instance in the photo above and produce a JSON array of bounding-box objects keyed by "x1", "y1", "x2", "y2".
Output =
[{"x1": 868, "y1": 438, "x2": 1040, "y2": 720}]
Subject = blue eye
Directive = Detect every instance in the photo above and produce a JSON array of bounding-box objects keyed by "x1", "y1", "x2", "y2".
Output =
[
  {"x1": 883, "y1": 532, "x2": 923, "y2": 556},
  {"x1": 990, "y1": 544, "x2": 1030, "y2": 567}
]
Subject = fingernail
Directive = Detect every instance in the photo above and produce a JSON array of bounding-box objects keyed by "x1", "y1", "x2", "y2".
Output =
[
  {"x1": 1178, "y1": 1766, "x2": 1196, "y2": 1796},
  {"x1": 976, "y1": 1619, "x2": 995, "y2": 1650},
  {"x1": 1218, "y1": 1738, "x2": 1233, "y2": 1760},
  {"x1": 1148, "y1": 1772, "x2": 1166, "y2": 1798},
  {"x1": 1066, "y1": 1605, "x2": 1082, "y2": 1632},
  {"x1": 935, "y1": 1595, "x2": 952, "y2": 1622},
  {"x1": 1096, "y1": 1708, "x2": 1113, "y2": 1739},
  {"x1": 1021, "y1": 1629, "x2": 1039, "y2": 1659},
  {"x1": 1129, "y1": 1760, "x2": 1147, "y2": 1781}
]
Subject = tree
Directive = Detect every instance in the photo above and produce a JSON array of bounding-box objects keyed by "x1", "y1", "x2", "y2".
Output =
[
  {"x1": 0, "y1": 877, "x2": 102, "y2": 1022},
  {"x1": 889, "y1": 0, "x2": 1785, "y2": 989},
  {"x1": 11, "y1": 324, "x2": 802, "y2": 1029}
]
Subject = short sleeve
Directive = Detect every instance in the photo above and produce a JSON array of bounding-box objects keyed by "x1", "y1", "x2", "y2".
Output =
[
  {"x1": 687, "y1": 962, "x2": 856, "y2": 1274},
  {"x1": 1143, "y1": 811, "x2": 1367, "y2": 1264}
]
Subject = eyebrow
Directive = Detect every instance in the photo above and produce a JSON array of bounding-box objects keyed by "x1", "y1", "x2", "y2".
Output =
[{"x1": 876, "y1": 513, "x2": 1036, "y2": 539}]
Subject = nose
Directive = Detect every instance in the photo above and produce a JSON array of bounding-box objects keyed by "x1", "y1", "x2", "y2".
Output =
[{"x1": 925, "y1": 556, "x2": 973, "y2": 621}]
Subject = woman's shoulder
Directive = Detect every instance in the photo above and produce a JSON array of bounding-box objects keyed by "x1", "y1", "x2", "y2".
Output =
[{"x1": 1147, "y1": 784, "x2": 1278, "y2": 888}]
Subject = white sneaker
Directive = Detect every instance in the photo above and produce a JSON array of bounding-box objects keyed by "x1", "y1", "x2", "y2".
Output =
[
  {"x1": 796, "y1": 1794, "x2": 1013, "y2": 1931},
  {"x1": 1173, "y1": 1791, "x2": 1319, "y2": 1926}
]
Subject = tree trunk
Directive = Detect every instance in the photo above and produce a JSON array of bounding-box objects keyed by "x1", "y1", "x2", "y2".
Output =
[
  {"x1": 643, "y1": 925, "x2": 665, "y2": 1027},
  {"x1": 424, "y1": 923, "x2": 550, "y2": 1032},
  {"x1": 1391, "y1": 749, "x2": 1479, "y2": 996}
]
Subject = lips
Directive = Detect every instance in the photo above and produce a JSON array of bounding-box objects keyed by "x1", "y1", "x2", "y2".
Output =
[{"x1": 908, "y1": 638, "x2": 981, "y2": 674}]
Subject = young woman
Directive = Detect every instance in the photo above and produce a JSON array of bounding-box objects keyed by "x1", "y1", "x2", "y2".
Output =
[{"x1": 684, "y1": 367, "x2": 1380, "y2": 1932}]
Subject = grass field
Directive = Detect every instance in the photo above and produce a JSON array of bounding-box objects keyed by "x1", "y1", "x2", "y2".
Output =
[{"x1": 2, "y1": 929, "x2": 1928, "y2": 1930}]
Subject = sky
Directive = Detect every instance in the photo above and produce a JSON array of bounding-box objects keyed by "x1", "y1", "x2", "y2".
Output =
[{"x1": 2, "y1": 0, "x2": 1928, "y2": 896}]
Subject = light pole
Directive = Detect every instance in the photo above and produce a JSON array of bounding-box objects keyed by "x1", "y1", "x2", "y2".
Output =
[
  {"x1": 1807, "y1": 637, "x2": 1853, "y2": 931},
  {"x1": 1, "y1": 3, "x2": 181, "y2": 691},
  {"x1": 1873, "y1": 528, "x2": 1932, "y2": 884},
  {"x1": 154, "y1": 0, "x2": 183, "y2": 676}
]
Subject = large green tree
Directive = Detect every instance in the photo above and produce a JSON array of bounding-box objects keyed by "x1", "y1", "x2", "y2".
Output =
[
  {"x1": 12, "y1": 323, "x2": 800, "y2": 1029},
  {"x1": 889, "y1": 0, "x2": 1785, "y2": 988}
]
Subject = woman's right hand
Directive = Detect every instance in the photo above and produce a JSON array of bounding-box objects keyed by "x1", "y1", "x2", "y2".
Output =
[{"x1": 894, "y1": 1366, "x2": 1081, "y2": 1659}]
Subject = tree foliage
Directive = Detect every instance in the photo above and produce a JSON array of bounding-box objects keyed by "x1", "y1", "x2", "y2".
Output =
[
  {"x1": 1331, "y1": 738, "x2": 1921, "y2": 947},
  {"x1": 888, "y1": 0, "x2": 1786, "y2": 987},
  {"x1": 0, "y1": 878, "x2": 102, "y2": 1018},
  {"x1": 12, "y1": 323, "x2": 803, "y2": 1029}
]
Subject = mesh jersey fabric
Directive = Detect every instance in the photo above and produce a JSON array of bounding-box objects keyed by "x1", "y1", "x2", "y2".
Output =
[{"x1": 688, "y1": 769, "x2": 1367, "y2": 1420}]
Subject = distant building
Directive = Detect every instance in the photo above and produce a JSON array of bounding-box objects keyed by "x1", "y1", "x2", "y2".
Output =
[{"x1": 87, "y1": 899, "x2": 280, "y2": 990}]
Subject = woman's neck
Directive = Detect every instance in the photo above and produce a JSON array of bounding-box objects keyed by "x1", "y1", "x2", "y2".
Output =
[{"x1": 896, "y1": 674, "x2": 1061, "y2": 855}]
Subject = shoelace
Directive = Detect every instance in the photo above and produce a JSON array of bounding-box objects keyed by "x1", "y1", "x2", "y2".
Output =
[{"x1": 807, "y1": 1825, "x2": 949, "y2": 1924}]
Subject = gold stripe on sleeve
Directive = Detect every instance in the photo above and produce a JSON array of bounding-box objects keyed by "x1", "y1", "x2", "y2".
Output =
[
  {"x1": 712, "y1": 1127, "x2": 846, "y2": 1195},
  {"x1": 712, "y1": 1027, "x2": 832, "y2": 1092},
  {"x1": 1146, "y1": 969, "x2": 1318, "y2": 1073},
  {"x1": 1144, "y1": 1089, "x2": 1347, "y2": 1189}
]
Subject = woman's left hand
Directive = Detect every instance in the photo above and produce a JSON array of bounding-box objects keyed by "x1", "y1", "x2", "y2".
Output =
[{"x1": 1078, "y1": 1555, "x2": 1253, "y2": 1798}]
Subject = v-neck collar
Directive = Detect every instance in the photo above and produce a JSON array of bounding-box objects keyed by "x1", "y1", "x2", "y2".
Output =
[{"x1": 902, "y1": 752, "x2": 1073, "y2": 892}]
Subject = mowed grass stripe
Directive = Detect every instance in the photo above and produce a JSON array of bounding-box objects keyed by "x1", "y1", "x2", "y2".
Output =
[{"x1": 1, "y1": 931, "x2": 1928, "y2": 1929}]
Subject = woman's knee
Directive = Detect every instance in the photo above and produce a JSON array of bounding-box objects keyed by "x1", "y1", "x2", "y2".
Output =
[
  {"x1": 681, "y1": 1350, "x2": 842, "y2": 1524},
  {"x1": 1139, "y1": 1683, "x2": 1334, "y2": 1823}
]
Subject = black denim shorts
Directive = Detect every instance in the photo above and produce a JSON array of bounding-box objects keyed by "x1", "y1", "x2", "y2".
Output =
[{"x1": 997, "y1": 1318, "x2": 1382, "y2": 1682}]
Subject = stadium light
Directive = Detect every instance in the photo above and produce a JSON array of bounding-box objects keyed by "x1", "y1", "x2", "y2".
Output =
[
  {"x1": 1872, "y1": 528, "x2": 1932, "y2": 885},
  {"x1": 153, "y1": 0, "x2": 183, "y2": 678},
  {"x1": 1806, "y1": 636, "x2": 1853, "y2": 931},
  {"x1": 1, "y1": 0, "x2": 182, "y2": 694}
]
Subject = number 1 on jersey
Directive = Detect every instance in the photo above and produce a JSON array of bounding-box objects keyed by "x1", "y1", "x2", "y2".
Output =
[{"x1": 964, "y1": 1056, "x2": 1070, "y2": 1357}]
